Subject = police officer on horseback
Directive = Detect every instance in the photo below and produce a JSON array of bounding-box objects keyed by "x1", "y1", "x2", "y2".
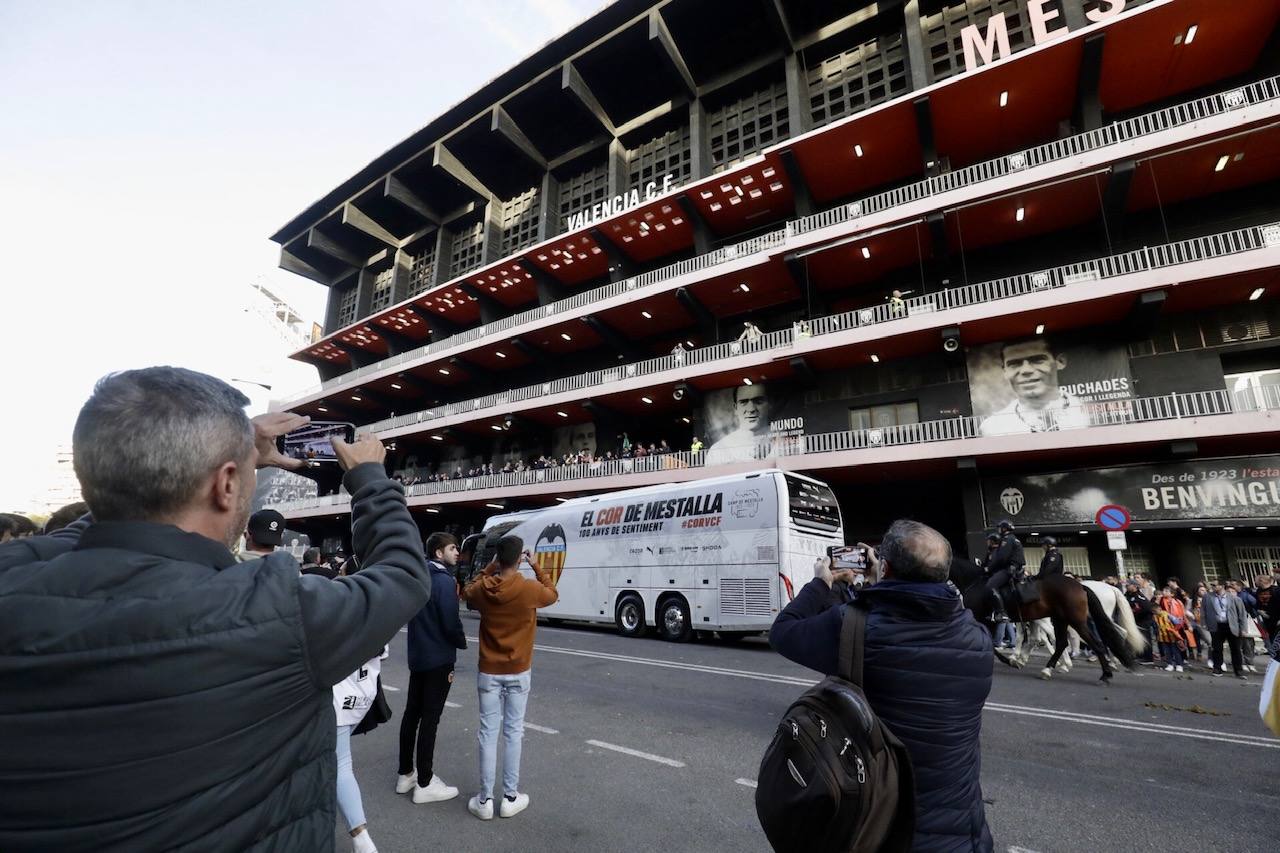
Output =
[
  {"x1": 1038, "y1": 536, "x2": 1064, "y2": 578},
  {"x1": 985, "y1": 520, "x2": 1025, "y2": 622}
]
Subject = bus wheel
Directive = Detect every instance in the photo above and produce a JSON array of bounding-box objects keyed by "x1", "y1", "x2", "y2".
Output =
[
  {"x1": 658, "y1": 596, "x2": 692, "y2": 643},
  {"x1": 615, "y1": 595, "x2": 646, "y2": 638}
]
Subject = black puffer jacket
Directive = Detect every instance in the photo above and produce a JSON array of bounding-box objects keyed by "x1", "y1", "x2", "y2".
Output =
[
  {"x1": 771, "y1": 578, "x2": 994, "y2": 852},
  {"x1": 0, "y1": 463, "x2": 430, "y2": 852}
]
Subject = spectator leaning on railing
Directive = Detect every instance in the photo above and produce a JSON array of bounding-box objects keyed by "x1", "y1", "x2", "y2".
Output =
[{"x1": 0, "y1": 367, "x2": 433, "y2": 853}]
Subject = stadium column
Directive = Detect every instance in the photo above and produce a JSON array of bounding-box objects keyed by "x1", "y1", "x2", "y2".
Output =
[
  {"x1": 903, "y1": 2, "x2": 939, "y2": 175},
  {"x1": 689, "y1": 98, "x2": 713, "y2": 181},
  {"x1": 956, "y1": 457, "x2": 989, "y2": 563},
  {"x1": 389, "y1": 247, "x2": 415, "y2": 306},
  {"x1": 902, "y1": 0, "x2": 932, "y2": 91},
  {"x1": 606, "y1": 137, "x2": 628, "y2": 202},
  {"x1": 480, "y1": 196, "x2": 504, "y2": 266},
  {"x1": 1061, "y1": 0, "x2": 1089, "y2": 31},
  {"x1": 538, "y1": 170, "x2": 561, "y2": 243},
  {"x1": 324, "y1": 271, "x2": 357, "y2": 335},
  {"x1": 354, "y1": 251, "x2": 389, "y2": 322},
  {"x1": 783, "y1": 53, "x2": 810, "y2": 140},
  {"x1": 429, "y1": 227, "x2": 452, "y2": 290}
]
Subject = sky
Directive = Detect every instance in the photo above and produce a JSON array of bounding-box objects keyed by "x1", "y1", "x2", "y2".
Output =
[{"x1": 0, "y1": 0, "x2": 605, "y2": 511}]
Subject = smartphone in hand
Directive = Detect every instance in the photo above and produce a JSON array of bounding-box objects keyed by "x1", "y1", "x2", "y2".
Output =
[
  {"x1": 275, "y1": 421, "x2": 356, "y2": 466},
  {"x1": 827, "y1": 544, "x2": 871, "y2": 588}
]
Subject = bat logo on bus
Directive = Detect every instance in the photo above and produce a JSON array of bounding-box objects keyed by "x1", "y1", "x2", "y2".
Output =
[{"x1": 535, "y1": 523, "x2": 568, "y2": 585}]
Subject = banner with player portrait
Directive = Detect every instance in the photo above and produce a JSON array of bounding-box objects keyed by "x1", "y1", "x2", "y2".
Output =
[
  {"x1": 966, "y1": 335, "x2": 1134, "y2": 436},
  {"x1": 699, "y1": 380, "x2": 804, "y2": 464}
]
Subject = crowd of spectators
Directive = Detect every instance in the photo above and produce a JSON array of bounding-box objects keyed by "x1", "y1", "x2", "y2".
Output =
[
  {"x1": 1116, "y1": 572, "x2": 1276, "y2": 677},
  {"x1": 390, "y1": 434, "x2": 680, "y2": 486}
]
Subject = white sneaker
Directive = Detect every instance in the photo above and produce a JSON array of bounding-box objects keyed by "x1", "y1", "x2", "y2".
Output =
[
  {"x1": 352, "y1": 829, "x2": 377, "y2": 853},
  {"x1": 395, "y1": 772, "x2": 417, "y2": 794},
  {"x1": 1163, "y1": 664, "x2": 1174, "y2": 672},
  {"x1": 499, "y1": 792, "x2": 530, "y2": 818},
  {"x1": 1175, "y1": 665, "x2": 1184, "y2": 673},
  {"x1": 412, "y1": 774, "x2": 459, "y2": 804},
  {"x1": 468, "y1": 794, "x2": 494, "y2": 820}
]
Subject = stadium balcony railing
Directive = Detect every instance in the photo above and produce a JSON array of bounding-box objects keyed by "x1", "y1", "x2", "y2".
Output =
[
  {"x1": 275, "y1": 383, "x2": 1280, "y2": 516},
  {"x1": 351, "y1": 219, "x2": 1280, "y2": 435},
  {"x1": 277, "y1": 74, "x2": 1280, "y2": 408}
]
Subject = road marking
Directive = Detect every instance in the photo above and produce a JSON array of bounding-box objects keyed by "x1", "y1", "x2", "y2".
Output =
[
  {"x1": 985, "y1": 702, "x2": 1280, "y2": 749},
  {"x1": 399, "y1": 628, "x2": 408, "y2": 633},
  {"x1": 383, "y1": 684, "x2": 400, "y2": 692},
  {"x1": 735, "y1": 778, "x2": 758, "y2": 789},
  {"x1": 466, "y1": 637, "x2": 1272, "y2": 750},
  {"x1": 445, "y1": 701, "x2": 462, "y2": 708},
  {"x1": 466, "y1": 637, "x2": 815, "y2": 687},
  {"x1": 525, "y1": 723, "x2": 560, "y2": 734},
  {"x1": 586, "y1": 739, "x2": 686, "y2": 767},
  {"x1": 1008, "y1": 847, "x2": 1043, "y2": 853}
]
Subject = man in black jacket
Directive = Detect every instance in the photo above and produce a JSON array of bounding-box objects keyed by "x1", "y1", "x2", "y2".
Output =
[
  {"x1": 1037, "y1": 536, "x2": 1064, "y2": 578},
  {"x1": 1124, "y1": 580, "x2": 1155, "y2": 663},
  {"x1": 985, "y1": 520, "x2": 1025, "y2": 622},
  {"x1": 397, "y1": 531, "x2": 467, "y2": 804},
  {"x1": 770, "y1": 520, "x2": 994, "y2": 852},
  {"x1": 0, "y1": 367, "x2": 432, "y2": 853}
]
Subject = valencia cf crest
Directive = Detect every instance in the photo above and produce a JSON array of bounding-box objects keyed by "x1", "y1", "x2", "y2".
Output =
[
  {"x1": 999, "y1": 488, "x2": 1024, "y2": 517},
  {"x1": 534, "y1": 523, "x2": 568, "y2": 585}
]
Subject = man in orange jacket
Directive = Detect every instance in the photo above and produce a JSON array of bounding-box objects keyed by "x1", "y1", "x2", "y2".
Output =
[{"x1": 461, "y1": 534, "x2": 558, "y2": 820}]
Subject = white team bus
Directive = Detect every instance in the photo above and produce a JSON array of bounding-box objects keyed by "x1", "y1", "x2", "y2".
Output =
[{"x1": 469, "y1": 469, "x2": 844, "y2": 642}]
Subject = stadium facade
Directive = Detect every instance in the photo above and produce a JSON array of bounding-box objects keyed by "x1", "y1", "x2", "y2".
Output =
[{"x1": 269, "y1": 0, "x2": 1280, "y2": 585}]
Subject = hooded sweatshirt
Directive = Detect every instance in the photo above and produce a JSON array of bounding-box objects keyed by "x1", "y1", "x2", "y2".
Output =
[{"x1": 462, "y1": 566, "x2": 558, "y2": 674}]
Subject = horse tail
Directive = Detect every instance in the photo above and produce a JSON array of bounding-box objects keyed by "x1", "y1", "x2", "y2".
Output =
[
  {"x1": 1085, "y1": 587, "x2": 1137, "y2": 669},
  {"x1": 1107, "y1": 586, "x2": 1147, "y2": 656}
]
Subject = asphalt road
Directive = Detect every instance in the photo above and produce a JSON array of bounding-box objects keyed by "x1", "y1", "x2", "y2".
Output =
[{"x1": 338, "y1": 615, "x2": 1275, "y2": 853}]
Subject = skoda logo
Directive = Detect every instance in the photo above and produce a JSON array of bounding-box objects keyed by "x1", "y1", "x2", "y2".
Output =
[{"x1": 1000, "y1": 488, "x2": 1024, "y2": 516}]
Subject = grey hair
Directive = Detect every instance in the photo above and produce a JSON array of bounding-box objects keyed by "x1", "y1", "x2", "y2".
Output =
[
  {"x1": 73, "y1": 367, "x2": 254, "y2": 522},
  {"x1": 879, "y1": 519, "x2": 952, "y2": 583}
]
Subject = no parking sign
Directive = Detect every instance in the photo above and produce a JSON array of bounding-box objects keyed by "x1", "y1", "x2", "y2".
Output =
[{"x1": 1095, "y1": 504, "x2": 1131, "y2": 531}]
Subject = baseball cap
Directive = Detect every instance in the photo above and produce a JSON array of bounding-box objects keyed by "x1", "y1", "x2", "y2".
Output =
[{"x1": 247, "y1": 509, "x2": 285, "y2": 547}]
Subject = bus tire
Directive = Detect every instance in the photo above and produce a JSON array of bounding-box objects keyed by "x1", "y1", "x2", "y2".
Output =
[
  {"x1": 657, "y1": 596, "x2": 692, "y2": 643},
  {"x1": 614, "y1": 594, "x2": 646, "y2": 638}
]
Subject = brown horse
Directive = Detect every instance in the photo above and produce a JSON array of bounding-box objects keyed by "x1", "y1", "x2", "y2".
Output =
[{"x1": 948, "y1": 558, "x2": 1139, "y2": 682}]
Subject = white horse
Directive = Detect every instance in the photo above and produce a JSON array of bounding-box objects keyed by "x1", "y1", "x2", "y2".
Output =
[
  {"x1": 1008, "y1": 580, "x2": 1146, "y2": 674},
  {"x1": 1008, "y1": 619, "x2": 1070, "y2": 671}
]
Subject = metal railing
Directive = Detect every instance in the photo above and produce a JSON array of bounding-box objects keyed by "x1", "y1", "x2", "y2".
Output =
[
  {"x1": 359, "y1": 220, "x2": 1277, "y2": 435},
  {"x1": 281, "y1": 231, "x2": 786, "y2": 403},
  {"x1": 275, "y1": 385, "x2": 1280, "y2": 514},
  {"x1": 787, "y1": 75, "x2": 1280, "y2": 238},
  {"x1": 277, "y1": 75, "x2": 1280, "y2": 408}
]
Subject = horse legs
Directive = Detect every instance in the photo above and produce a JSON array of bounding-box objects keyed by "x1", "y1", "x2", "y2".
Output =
[
  {"x1": 1073, "y1": 616, "x2": 1115, "y2": 682},
  {"x1": 1041, "y1": 616, "x2": 1070, "y2": 680}
]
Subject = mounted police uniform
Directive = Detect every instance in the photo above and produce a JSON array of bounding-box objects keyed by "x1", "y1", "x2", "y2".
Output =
[
  {"x1": 984, "y1": 526, "x2": 1025, "y2": 620},
  {"x1": 1038, "y1": 547, "x2": 1064, "y2": 578}
]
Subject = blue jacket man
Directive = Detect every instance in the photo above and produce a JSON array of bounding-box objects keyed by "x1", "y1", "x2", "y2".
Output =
[
  {"x1": 770, "y1": 520, "x2": 994, "y2": 853},
  {"x1": 397, "y1": 532, "x2": 468, "y2": 804}
]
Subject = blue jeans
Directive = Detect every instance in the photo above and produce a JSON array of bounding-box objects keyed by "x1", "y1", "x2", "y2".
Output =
[
  {"x1": 335, "y1": 725, "x2": 365, "y2": 831},
  {"x1": 477, "y1": 670, "x2": 531, "y2": 800},
  {"x1": 995, "y1": 622, "x2": 1016, "y2": 647}
]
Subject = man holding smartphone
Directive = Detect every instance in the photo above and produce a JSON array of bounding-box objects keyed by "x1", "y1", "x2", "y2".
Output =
[
  {"x1": 461, "y1": 535, "x2": 559, "y2": 820},
  {"x1": 0, "y1": 367, "x2": 432, "y2": 853}
]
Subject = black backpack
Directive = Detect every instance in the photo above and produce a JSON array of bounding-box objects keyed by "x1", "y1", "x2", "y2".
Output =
[{"x1": 756, "y1": 603, "x2": 915, "y2": 853}]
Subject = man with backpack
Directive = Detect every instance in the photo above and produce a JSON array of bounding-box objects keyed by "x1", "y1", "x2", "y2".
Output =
[{"x1": 768, "y1": 520, "x2": 994, "y2": 852}]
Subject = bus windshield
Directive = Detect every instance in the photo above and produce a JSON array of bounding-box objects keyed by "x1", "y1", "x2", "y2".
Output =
[{"x1": 784, "y1": 475, "x2": 842, "y2": 534}]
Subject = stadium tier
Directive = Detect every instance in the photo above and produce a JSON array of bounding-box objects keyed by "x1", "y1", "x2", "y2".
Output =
[{"x1": 270, "y1": 0, "x2": 1280, "y2": 582}]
